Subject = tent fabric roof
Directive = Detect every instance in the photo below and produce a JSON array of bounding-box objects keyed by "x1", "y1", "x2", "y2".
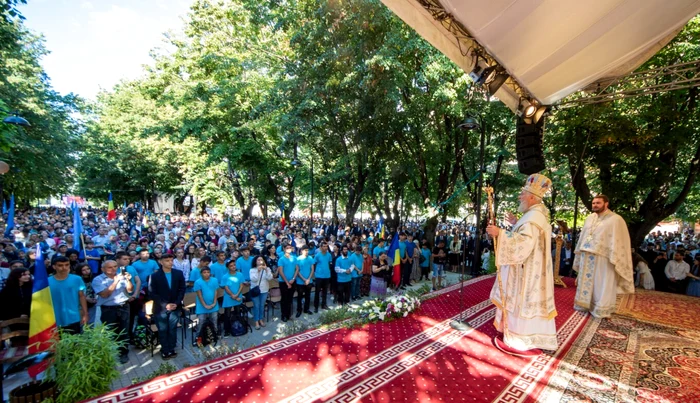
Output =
[{"x1": 381, "y1": 0, "x2": 700, "y2": 109}]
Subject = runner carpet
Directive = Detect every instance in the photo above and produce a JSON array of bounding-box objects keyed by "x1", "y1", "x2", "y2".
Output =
[{"x1": 86, "y1": 275, "x2": 587, "y2": 403}]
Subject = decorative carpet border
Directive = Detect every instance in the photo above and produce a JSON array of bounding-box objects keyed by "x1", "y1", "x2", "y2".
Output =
[
  {"x1": 535, "y1": 316, "x2": 603, "y2": 402},
  {"x1": 328, "y1": 308, "x2": 497, "y2": 403},
  {"x1": 493, "y1": 310, "x2": 590, "y2": 403},
  {"x1": 280, "y1": 299, "x2": 494, "y2": 403},
  {"x1": 88, "y1": 275, "x2": 494, "y2": 403}
]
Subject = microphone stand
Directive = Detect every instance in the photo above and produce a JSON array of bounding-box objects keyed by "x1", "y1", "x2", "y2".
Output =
[{"x1": 451, "y1": 230, "x2": 473, "y2": 331}]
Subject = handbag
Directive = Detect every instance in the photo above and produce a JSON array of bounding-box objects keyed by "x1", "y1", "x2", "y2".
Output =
[{"x1": 249, "y1": 268, "x2": 264, "y2": 297}]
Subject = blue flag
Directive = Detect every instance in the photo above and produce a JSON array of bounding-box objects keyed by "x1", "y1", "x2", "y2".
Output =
[
  {"x1": 72, "y1": 203, "x2": 83, "y2": 251},
  {"x1": 4, "y1": 195, "x2": 15, "y2": 238},
  {"x1": 376, "y1": 217, "x2": 384, "y2": 235}
]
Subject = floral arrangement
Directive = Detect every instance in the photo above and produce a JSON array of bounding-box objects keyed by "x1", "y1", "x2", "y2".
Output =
[{"x1": 355, "y1": 294, "x2": 421, "y2": 322}]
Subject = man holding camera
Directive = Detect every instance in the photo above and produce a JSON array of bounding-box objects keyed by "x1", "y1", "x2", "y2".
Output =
[{"x1": 93, "y1": 259, "x2": 133, "y2": 364}]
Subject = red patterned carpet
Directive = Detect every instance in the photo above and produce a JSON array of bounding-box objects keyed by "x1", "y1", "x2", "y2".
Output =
[{"x1": 86, "y1": 276, "x2": 589, "y2": 403}]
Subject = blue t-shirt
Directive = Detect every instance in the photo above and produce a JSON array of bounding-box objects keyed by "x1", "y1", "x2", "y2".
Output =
[
  {"x1": 313, "y1": 252, "x2": 332, "y2": 279},
  {"x1": 398, "y1": 241, "x2": 407, "y2": 259},
  {"x1": 189, "y1": 267, "x2": 201, "y2": 284},
  {"x1": 194, "y1": 277, "x2": 220, "y2": 314},
  {"x1": 221, "y1": 271, "x2": 244, "y2": 308},
  {"x1": 420, "y1": 248, "x2": 432, "y2": 268},
  {"x1": 235, "y1": 256, "x2": 254, "y2": 282},
  {"x1": 164, "y1": 272, "x2": 172, "y2": 288},
  {"x1": 373, "y1": 245, "x2": 386, "y2": 258},
  {"x1": 405, "y1": 241, "x2": 416, "y2": 260},
  {"x1": 336, "y1": 256, "x2": 352, "y2": 283},
  {"x1": 350, "y1": 253, "x2": 363, "y2": 278},
  {"x1": 210, "y1": 262, "x2": 227, "y2": 281},
  {"x1": 131, "y1": 259, "x2": 159, "y2": 284},
  {"x1": 79, "y1": 248, "x2": 101, "y2": 274},
  {"x1": 48, "y1": 274, "x2": 85, "y2": 327},
  {"x1": 124, "y1": 266, "x2": 139, "y2": 292},
  {"x1": 278, "y1": 255, "x2": 297, "y2": 282},
  {"x1": 295, "y1": 255, "x2": 314, "y2": 285}
]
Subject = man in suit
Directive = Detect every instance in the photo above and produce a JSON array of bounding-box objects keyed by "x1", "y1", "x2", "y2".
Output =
[{"x1": 149, "y1": 253, "x2": 186, "y2": 360}]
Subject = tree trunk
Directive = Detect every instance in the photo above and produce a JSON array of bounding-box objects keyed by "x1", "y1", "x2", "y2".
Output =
[
  {"x1": 423, "y1": 215, "x2": 439, "y2": 247},
  {"x1": 260, "y1": 203, "x2": 268, "y2": 219},
  {"x1": 628, "y1": 221, "x2": 658, "y2": 250},
  {"x1": 331, "y1": 188, "x2": 338, "y2": 220}
]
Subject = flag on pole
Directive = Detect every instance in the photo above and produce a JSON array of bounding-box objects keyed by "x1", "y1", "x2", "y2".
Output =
[
  {"x1": 376, "y1": 217, "x2": 385, "y2": 239},
  {"x1": 72, "y1": 202, "x2": 83, "y2": 251},
  {"x1": 4, "y1": 194, "x2": 15, "y2": 238},
  {"x1": 280, "y1": 202, "x2": 286, "y2": 230},
  {"x1": 387, "y1": 232, "x2": 402, "y2": 287},
  {"x1": 107, "y1": 191, "x2": 116, "y2": 221},
  {"x1": 28, "y1": 244, "x2": 56, "y2": 376}
]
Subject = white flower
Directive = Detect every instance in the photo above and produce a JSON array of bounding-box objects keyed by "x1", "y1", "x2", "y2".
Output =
[
  {"x1": 378, "y1": 312, "x2": 386, "y2": 321},
  {"x1": 403, "y1": 312, "x2": 408, "y2": 317}
]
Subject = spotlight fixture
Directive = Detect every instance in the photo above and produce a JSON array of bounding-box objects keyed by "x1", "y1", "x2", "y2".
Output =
[
  {"x1": 457, "y1": 117, "x2": 479, "y2": 130},
  {"x1": 523, "y1": 103, "x2": 538, "y2": 118},
  {"x1": 487, "y1": 69, "x2": 509, "y2": 95},
  {"x1": 469, "y1": 63, "x2": 497, "y2": 86}
]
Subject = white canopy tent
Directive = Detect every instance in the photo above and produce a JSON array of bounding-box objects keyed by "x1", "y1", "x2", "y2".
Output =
[{"x1": 380, "y1": 0, "x2": 700, "y2": 113}]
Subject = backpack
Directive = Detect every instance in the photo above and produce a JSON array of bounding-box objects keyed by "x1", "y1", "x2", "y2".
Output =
[
  {"x1": 198, "y1": 319, "x2": 218, "y2": 347},
  {"x1": 225, "y1": 307, "x2": 249, "y2": 337}
]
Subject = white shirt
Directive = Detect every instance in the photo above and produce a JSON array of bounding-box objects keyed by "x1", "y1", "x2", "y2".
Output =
[{"x1": 665, "y1": 259, "x2": 690, "y2": 280}]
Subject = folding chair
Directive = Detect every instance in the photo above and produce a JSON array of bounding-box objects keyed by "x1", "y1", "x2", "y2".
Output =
[
  {"x1": 182, "y1": 292, "x2": 198, "y2": 342},
  {"x1": 266, "y1": 279, "x2": 282, "y2": 322},
  {"x1": 143, "y1": 300, "x2": 185, "y2": 356}
]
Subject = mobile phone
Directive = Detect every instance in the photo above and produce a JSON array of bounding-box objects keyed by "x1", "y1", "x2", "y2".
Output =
[{"x1": 119, "y1": 266, "x2": 125, "y2": 276}]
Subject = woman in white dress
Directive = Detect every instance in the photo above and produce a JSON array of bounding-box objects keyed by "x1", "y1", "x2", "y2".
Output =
[{"x1": 632, "y1": 252, "x2": 655, "y2": 290}]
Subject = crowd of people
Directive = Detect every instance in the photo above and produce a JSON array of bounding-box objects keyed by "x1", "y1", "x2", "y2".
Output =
[
  {"x1": 0, "y1": 205, "x2": 488, "y2": 363},
  {"x1": 0, "y1": 200, "x2": 697, "y2": 363}
]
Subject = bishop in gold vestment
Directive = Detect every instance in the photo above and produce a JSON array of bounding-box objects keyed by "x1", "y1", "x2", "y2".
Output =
[{"x1": 488, "y1": 174, "x2": 558, "y2": 352}]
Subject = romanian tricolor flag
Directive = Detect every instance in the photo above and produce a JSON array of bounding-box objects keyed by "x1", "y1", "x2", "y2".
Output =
[
  {"x1": 387, "y1": 233, "x2": 402, "y2": 287},
  {"x1": 28, "y1": 245, "x2": 56, "y2": 376},
  {"x1": 107, "y1": 191, "x2": 116, "y2": 221}
]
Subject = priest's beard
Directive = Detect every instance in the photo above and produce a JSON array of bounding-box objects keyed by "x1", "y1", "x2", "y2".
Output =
[{"x1": 517, "y1": 200, "x2": 528, "y2": 213}]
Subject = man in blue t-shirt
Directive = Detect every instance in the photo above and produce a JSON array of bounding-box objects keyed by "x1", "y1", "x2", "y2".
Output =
[
  {"x1": 313, "y1": 242, "x2": 332, "y2": 312},
  {"x1": 131, "y1": 249, "x2": 159, "y2": 290},
  {"x1": 403, "y1": 233, "x2": 417, "y2": 287},
  {"x1": 295, "y1": 246, "x2": 315, "y2": 317},
  {"x1": 49, "y1": 256, "x2": 88, "y2": 334},
  {"x1": 277, "y1": 244, "x2": 297, "y2": 322},
  {"x1": 235, "y1": 247, "x2": 254, "y2": 282},
  {"x1": 420, "y1": 241, "x2": 432, "y2": 281},
  {"x1": 210, "y1": 250, "x2": 227, "y2": 281},
  {"x1": 350, "y1": 246, "x2": 363, "y2": 300},
  {"x1": 373, "y1": 238, "x2": 386, "y2": 258},
  {"x1": 193, "y1": 266, "x2": 219, "y2": 345},
  {"x1": 334, "y1": 245, "x2": 352, "y2": 305}
]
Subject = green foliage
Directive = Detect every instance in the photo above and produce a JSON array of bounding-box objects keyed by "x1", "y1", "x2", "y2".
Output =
[
  {"x1": 317, "y1": 305, "x2": 355, "y2": 326},
  {"x1": 45, "y1": 325, "x2": 123, "y2": 403},
  {"x1": 191, "y1": 339, "x2": 243, "y2": 364},
  {"x1": 548, "y1": 16, "x2": 700, "y2": 245},
  {"x1": 272, "y1": 318, "x2": 317, "y2": 340},
  {"x1": 0, "y1": 10, "x2": 81, "y2": 203},
  {"x1": 131, "y1": 362, "x2": 179, "y2": 385}
]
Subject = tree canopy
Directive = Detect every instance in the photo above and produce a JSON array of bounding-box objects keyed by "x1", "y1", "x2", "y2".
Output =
[{"x1": 2, "y1": 0, "x2": 699, "y2": 245}]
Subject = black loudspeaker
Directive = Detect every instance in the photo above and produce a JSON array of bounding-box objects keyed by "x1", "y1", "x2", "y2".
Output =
[{"x1": 515, "y1": 116, "x2": 545, "y2": 175}]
